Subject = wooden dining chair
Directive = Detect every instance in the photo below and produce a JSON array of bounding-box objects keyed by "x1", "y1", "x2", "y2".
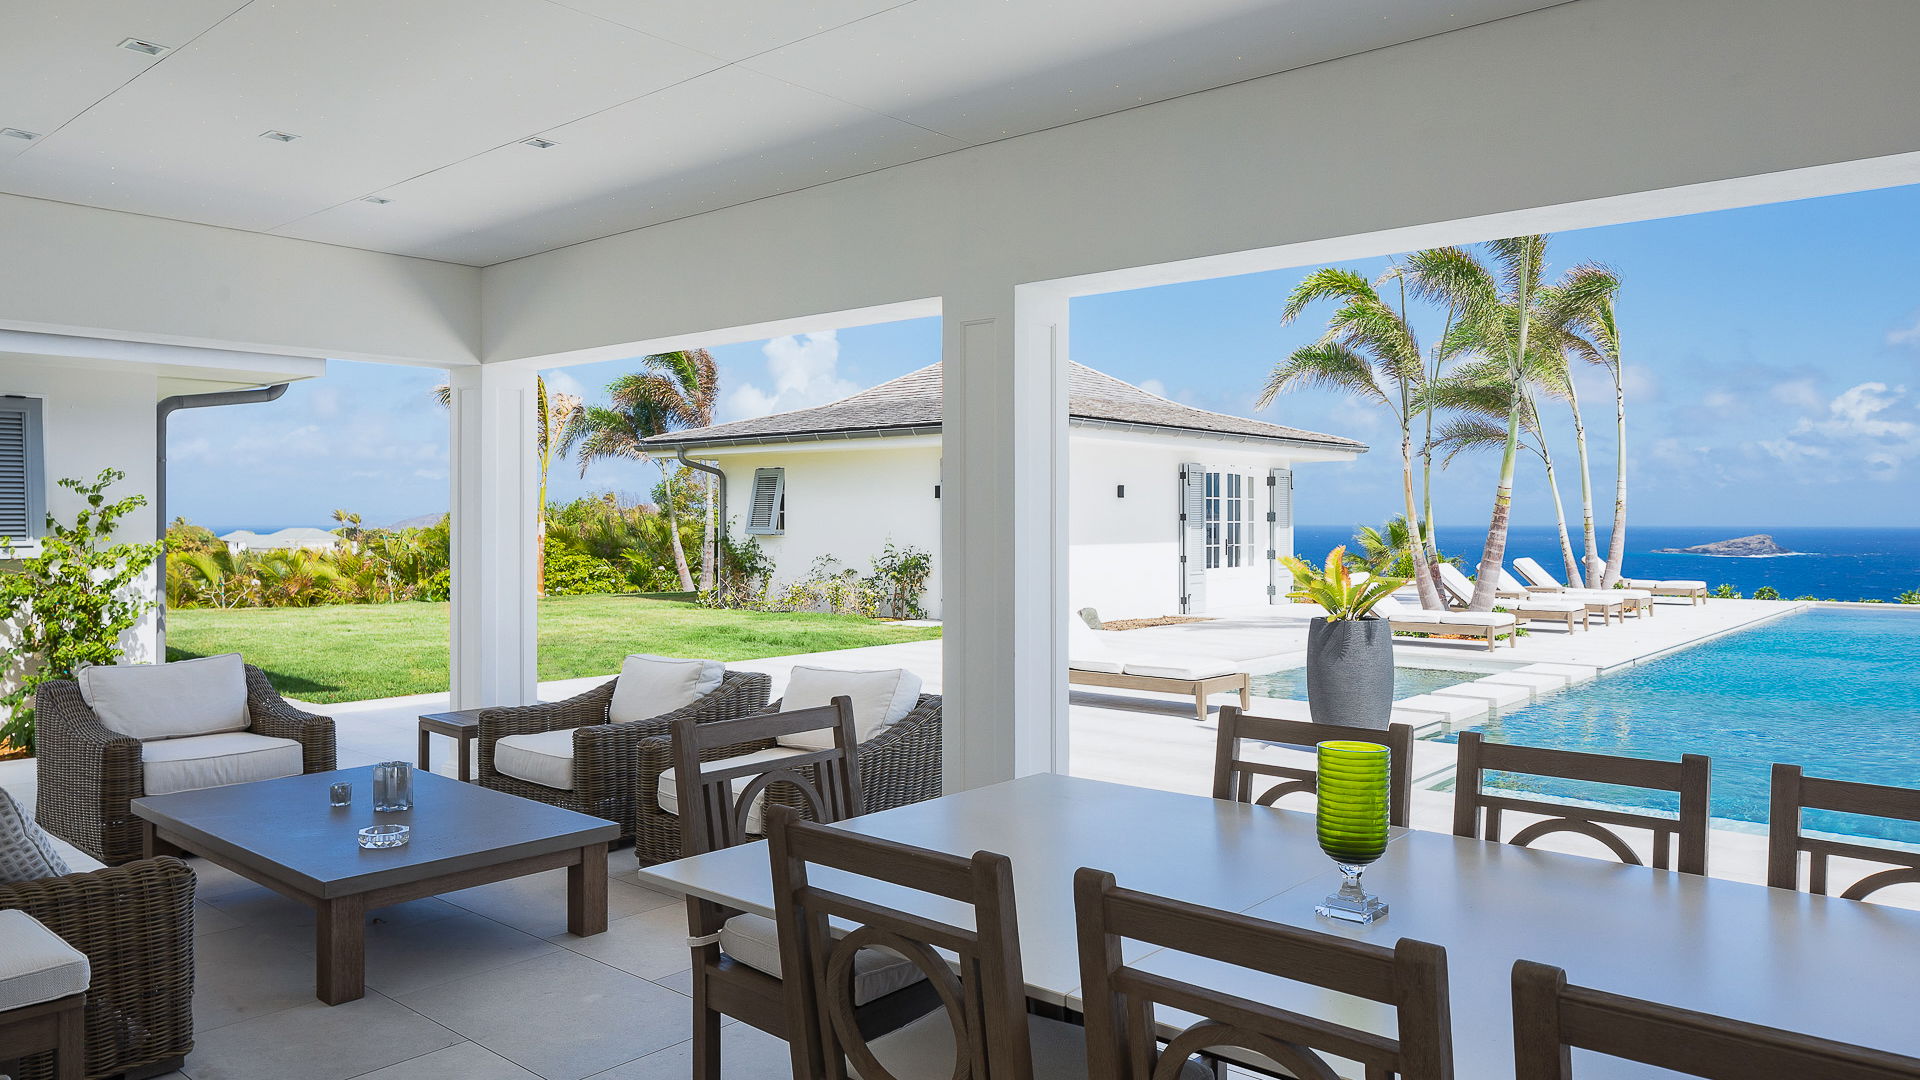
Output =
[
  {"x1": 1212, "y1": 706, "x2": 1416, "y2": 828},
  {"x1": 674, "y1": 700, "x2": 925, "y2": 1080},
  {"x1": 1767, "y1": 764, "x2": 1920, "y2": 901},
  {"x1": 1076, "y1": 866, "x2": 1454, "y2": 1080},
  {"x1": 1511, "y1": 959, "x2": 1920, "y2": 1079},
  {"x1": 1451, "y1": 731, "x2": 1710, "y2": 875}
]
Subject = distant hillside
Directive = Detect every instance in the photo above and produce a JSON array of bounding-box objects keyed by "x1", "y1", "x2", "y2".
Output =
[{"x1": 383, "y1": 512, "x2": 449, "y2": 531}]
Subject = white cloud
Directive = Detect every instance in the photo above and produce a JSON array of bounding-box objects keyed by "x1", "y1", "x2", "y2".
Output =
[
  {"x1": 720, "y1": 332, "x2": 860, "y2": 420},
  {"x1": 541, "y1": 369, "x2": 587, "y2": 402},
  {"x1": 1700, "y1": 389, "x2": 1737, "y2": 411},
  {"x1": 1886, "y1": 315, "x2": 1920, "y2": 347},
  {"x1": 1136, "y1": 378, "x2": 1170, "y2": 399},
  {"x1": 1748, "y1": 381, "x2": 1920, "y2": 479},
  {"x1": 1768, "y1": 378, "x2": 1824, "y2": 411}
]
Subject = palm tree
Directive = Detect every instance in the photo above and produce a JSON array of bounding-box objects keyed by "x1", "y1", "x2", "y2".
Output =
[
  {"x1": 1542, "y1": 264, "x2": 1627, "y2": 586},
  {"x1": 331, "y1": 509, "x2": 365, "y2": 552},
  {"x1": 1400, "y1": 237, "x2": 1548, "y2": 611},
  {"x1": 1354, "y1": 515, "x2": 1419, "y2": 579},
  {"x1": 1264, "y1": 268, "x2": 1444, "y2": 609},
  {"x1": 563, "y1": 351, "x2": 718, "y2": 593},
  {"x1": 433, "y1": 376, "x2": 584, "y2": 595}
]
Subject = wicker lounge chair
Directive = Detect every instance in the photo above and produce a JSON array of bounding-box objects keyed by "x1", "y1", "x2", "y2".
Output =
[
  {"x1": 632, "y1": 686, "x2": 942, "y2": 866},
  {"x1": 1434, "y1": 563, "x2": 1588, "y2": 632},
  {"x1": 34, "y1": 663, "x2": 336, "y2": 866},
  {"x1": 476, "y1": 668, "x2": 771, "y2": 841},
  {"x1": 1513, "y1": 557, "x2": 1655, "y2": 617}
]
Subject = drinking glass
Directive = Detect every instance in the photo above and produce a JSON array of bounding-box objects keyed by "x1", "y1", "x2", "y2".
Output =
[
  {"x1": 373, "y1": 761, "x2": 414, "y2": 812},
  {"x1": 328, "y1": 781, "x2": 352, "y2": 807},
  {"x1": 1314, "y1": 740, "x2": 1390, "y2": 924}
]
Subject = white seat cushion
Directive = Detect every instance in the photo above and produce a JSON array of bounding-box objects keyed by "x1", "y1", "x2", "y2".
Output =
[
  {"x1": 0, "y1": 909, "x2": 90, "y2": 1011},
  {"x1": 608, "y1": 655, "x2": 726, "y2": 724},
  {"x1": 140, "y1": 732, "x2": 304, "y2": 796},
  {"x1": 79, "y1": 653, "x2": 249, "y2": 741},
  {"x1": 1120, "y1": 655, "x2": 1241, "y2": 680},
  {"x1": 495, "y1": 728, "x2": 577, "y2": 791},
  {"x1": 656, "y1": 746, "x2": 812, "y2": 830},
  {"x1": 1506, "y1": 596, "x2": 1587, "y2": 613},
  {"x1": 1563, "y1": 588, "x2": 1652, "y2": 602},
  {"x1": 0, "y1": 790, "x2": 69, "y2": 884},
  {"x1": 717, "y1": 913, "x2": 924, "y2": 1006},
  {"x1": 1067, "y1": 656, "x2": 1125, "y2": 674},
  {"x1": 1624, "y1": 578, "x2": 1707, "y2": 590},
  {"x1": 864, "y1": 1010, "x2": 1212, "y2": 1080},
  {"x1": 775, "y1": 666, "x2": 921, "y2": 752}
]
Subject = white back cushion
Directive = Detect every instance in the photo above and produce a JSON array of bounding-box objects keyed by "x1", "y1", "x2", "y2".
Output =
[
  {"x1": 78, "y1": 653, "x2": 249, "y2": 741},
  {"x1": 776, "y1": 666, "x2": 921, "y2": 751},
  {"x1": 608, "y1": 655, "x2": 726, "y2": 723},
  {"x1": 0, "y1": 790, "x2": 68, "y2": 884}
]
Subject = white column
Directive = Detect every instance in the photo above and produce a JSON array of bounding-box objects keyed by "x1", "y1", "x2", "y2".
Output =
[
  {"x1": 448, "y1": 364, "x2": 538, "y2": 709},
  {"x1": 940, "y1": 284, "x2": 1071, "y2": 789}
]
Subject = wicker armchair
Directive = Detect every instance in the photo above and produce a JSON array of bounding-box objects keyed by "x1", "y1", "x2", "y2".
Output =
[
  {"x1": 34, "y1": 666, "x2": 337, "y2": 866},
  {"x1": 632, "y1": 693, "x2": 943, "y2": 865},
  {"x1": 0, "y1": 857, "x2": 196, "y2": 1080},
  {"x1": 475, "y1": 670, "x2": 772, "y2": 840}
]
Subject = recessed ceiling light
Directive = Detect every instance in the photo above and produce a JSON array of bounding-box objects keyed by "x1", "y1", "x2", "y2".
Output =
[
  {"x1": 259, "y1": 130, "x2": 299, "y2": 142},
  {"x1": 1, "y1": 128, "x2": 40, "y2": 142},
  {"x1": 118, "y1": 37, "x2": 172, "y2": 56},
  {"x1": 361, "y1": 196, "x2": 392, "y2": 205},
  {"x1": 520, "y1": 137, "x2": 557, "y2": 149}
]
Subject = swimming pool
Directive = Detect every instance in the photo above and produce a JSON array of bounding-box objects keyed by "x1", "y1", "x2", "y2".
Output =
[
  {"x1": 1251, "y1": 665, "x2": 1484, "y2": 701},
  {"x1": 1447, "y1": 608, "x2": 1920, "y2": 844}
]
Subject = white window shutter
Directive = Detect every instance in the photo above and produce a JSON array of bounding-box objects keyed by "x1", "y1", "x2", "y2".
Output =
[
  {"x1": 1267, "y1": 466, "x2": 1293, "y2": 604},
  {"x1": 746, "y1": 467, "x2": 785, "y2": 535},
  {"x1": 1178, "y1": 463, "x2": 1207, "y2": 614},
  {"x1": 0, "y1": 397, "x2": 44, "y2": 543}
]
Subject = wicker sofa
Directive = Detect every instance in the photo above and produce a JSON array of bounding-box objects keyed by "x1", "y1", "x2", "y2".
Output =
[
  {"x1": 475, "y1": 670, "x2": 772, "y2": 840},
  {"x1": 0, "y1": 856, "x2": 196, "y2": 1080},
  {"x1": 35, "y1": 665, "x2": 336, "y2": 866},
  {"x1": 632, "y1": 693, "x2": 943, "y2": 865}
]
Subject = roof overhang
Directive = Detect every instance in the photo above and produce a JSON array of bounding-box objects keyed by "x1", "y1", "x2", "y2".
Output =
[{"x1": 646, "y1": 417, "x2": 1365, "y2": 458}]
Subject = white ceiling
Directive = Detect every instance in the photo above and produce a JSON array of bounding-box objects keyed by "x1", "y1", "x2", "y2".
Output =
[{"x1": 0, "y1": 0, "x2": 1563, "y2": 266}]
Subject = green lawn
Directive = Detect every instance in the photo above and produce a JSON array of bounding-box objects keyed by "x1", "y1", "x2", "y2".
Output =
[{"x1": 165, "y1": 595, "x2": 942, "y2": 704}]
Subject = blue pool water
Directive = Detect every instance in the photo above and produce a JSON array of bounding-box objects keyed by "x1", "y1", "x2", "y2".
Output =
[{"x1": 1446, "y1": 609, "x2": 1920, "y2": 844}]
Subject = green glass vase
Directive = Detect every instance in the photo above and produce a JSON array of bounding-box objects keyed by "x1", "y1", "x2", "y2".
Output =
[{"x1": 1314, "y1": 740, "x2": 1390, "y2": 924}]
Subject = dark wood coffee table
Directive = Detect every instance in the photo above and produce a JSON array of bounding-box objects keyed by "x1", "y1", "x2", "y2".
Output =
[{"x1": 131, "y1": 766, "x2": 620, "y2": 1005}]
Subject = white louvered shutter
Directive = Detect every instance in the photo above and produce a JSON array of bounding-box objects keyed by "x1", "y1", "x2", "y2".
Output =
[
  {"x1": 746, "y1": 467, "x2": 785, "y2": 535},
  {"x1": 1267, "y1": 466, "x2": 1293, "y2": 603},
  {"x1": 0, "y1": 397, "x2": 43, "y2": 543},
  {"x1": 1179, "y1": 463, "x2": 1207, "y2": 614}
]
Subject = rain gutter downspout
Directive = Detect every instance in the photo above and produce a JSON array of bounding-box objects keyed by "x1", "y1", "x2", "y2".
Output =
[
  {"x1": 676, "y1": 447, "x2": 725, "y2": 593},
  {"x1": 155, "y1": 383, "x2": 290, "y2": 640}
]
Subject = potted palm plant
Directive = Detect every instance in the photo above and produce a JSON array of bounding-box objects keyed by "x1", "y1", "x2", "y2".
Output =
[{"x1": 1278, "y1": 546, "x2": 1405, "y2": 729}]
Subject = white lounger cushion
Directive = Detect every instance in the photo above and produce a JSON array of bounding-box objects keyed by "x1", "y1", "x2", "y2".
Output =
[
  {"x1": 1376, "y1": 596, "x2": 1514, "y2": 627},
  {"x1": 1120, "y1": 655, "x2": 1241, "y2": 680},
  {"x1": 140, "y1": 732, "x2": 303, "y2": 796},
  {"x1": 775, "y1": 666, "x2": 921, "y2": 751},
  {"x1": 79, "y1": 653, "x2": 250, "y2": 741},
  {"x1": 1433, "y1": 564, "x2": 1586, "y2": 611},
  {"x1": 494, "y1": 728, "x2": 577, "y2": 791},
  {"x1": 1623, "y1": 578, "x2": 1707, "y2": 590},
  {"x1": 655, "y1": 745, "x2": 812, "y2": 830},
  {"x1": 1505, "y1": 596, "x2": 1588, "y2": 613},
  {"x1": 0, "y1": 909, "x2": 90, "y2": 1012},
  {"x1": 717, "y1": 913, "x2": 923, "y2": 1005},
  {"x1": 1066, "y1": 618, "x2": 1125, "y2": 672},
  {"x1": 607, "y1": 654, "x2": 726, "y2": 723},
  {"x1": 1068, "y1": 619, "x2": 1244, "y2": 679},
  {"x1": 1513, "y1": 558, "x2": 1653, "y2": 600}
]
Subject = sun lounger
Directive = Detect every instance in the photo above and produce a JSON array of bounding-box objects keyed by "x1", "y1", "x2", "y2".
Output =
[
  {"x1": 1494, "y1": 567, "x2": 1628, "y2": 623},
  {"x1": 1433, "y1": 563, "x2": 1588, "y2": 632},
  {"x1": 1372, "y1": 595, "x2": 1517, "y2": 652},
  {"x1": 1619, "y1": 577, "x2": 1709, "y2": 604},
  {"x1": 1067, "y1": 619, "x2": 1251, "y2": 722},
  {"x1": 1511, "y1": 557, "x2": 1655, "y2": 618}
]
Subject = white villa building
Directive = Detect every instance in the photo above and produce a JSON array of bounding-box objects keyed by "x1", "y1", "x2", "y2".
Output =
[
  {"x1": 645, "y1": 363, "x2": 1363, "y2": 620},
  {"x1": 218, "y1": 526, "x2": 339, "y2": 554}
]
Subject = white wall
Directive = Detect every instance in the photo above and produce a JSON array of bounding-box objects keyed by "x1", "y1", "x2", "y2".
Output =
[
  {"x1": 1, "y1": 357, "x2": 162, "y2": 719},
  {"x1": 718, "y1": 442, "x2": 945, "y2": 616}
]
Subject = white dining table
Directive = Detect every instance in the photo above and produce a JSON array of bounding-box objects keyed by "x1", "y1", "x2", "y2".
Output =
[{"x1": 636, "y1": 772, "x2": 1920, "y2": 1078}]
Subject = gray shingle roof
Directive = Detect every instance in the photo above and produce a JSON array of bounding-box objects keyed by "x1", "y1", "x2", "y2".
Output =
[{"x1": 642, "y1": 363, "x2": 1365, "y2": 452}]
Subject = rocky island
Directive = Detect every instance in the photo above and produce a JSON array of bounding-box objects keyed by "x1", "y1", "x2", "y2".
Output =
[{"x1": 1655, "y1": 533, "x2": 1799, "y2": 557}]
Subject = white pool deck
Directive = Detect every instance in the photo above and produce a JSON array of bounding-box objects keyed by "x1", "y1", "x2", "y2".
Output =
[{"x1": 1, "y1": 596, "x2": 1912, "y2": 1079}]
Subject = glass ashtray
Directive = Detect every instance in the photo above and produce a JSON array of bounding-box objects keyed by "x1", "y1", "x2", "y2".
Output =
[{"x1": 357, "y1": 824, "x2": 411, "y2": 850}]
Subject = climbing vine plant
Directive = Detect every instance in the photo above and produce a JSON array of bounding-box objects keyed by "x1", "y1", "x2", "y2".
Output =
[{"x1": 1, "y1": 469, "x2": 163, "y2": 753}]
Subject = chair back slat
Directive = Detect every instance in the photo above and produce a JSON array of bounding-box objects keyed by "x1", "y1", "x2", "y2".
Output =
[
  {"x1": 1076, "y1": 867, "x2": 1454, "y2": 1080},
  {"x1": 1512, "y1": 960, "x2": 1920, "y2": 1080},
  {"x1": 769, "y1": 806, "x2": 1035, "y2": 1080},
  {"x1": 1452, "y1": 732, "x2": 1710, "y2": 875},
  {"x1": 1213, "y1": 708, "x2": 1416, "y2": 828},
  {"x1": 672, "y1": 697, "x2": 863, "y2": 857},
  {"x1": 1767, "y1": 764, "x2": 1920, "y2": 900}
]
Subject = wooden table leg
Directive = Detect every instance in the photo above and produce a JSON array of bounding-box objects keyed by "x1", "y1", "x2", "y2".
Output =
[
  {"x1": 317, "y1": 894, "x2": 367, "y2": 1005},
  {"x1": 418, "y1": 725, "x2": 432, "y2": 772},
  {"x1": 56, "y1": 994, "x2": 85, "y2": 1080},
  {"x1": 567, "y1": 842, "x2": 608, "y2": 937},
  {"x1": 457, "y1": 732, "x2": 473, "y2": 783},
  {"x1": 141, "y1": 820, "x2": 157, "y2": 861}
]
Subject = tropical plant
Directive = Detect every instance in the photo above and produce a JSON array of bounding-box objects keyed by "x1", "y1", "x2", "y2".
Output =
[
  {"x1": 565, "y1": 351, "x2": 718, "y2": 593},
  {"x1": 1753, "y1": 585, "x2": 1781, "y2": 600},
  {"x1": 0, "y1": 470, "x2": 165, "y2": 752},
  {"x1": 1278, "y1": 546, "x2": 1405, "y2": 621},
  {"x1": 1542, "y1": 263, "x2": 1626, "y2": 586},
  {"x1": 1266, "y1": 268, "x2": 1443, "y2": 608},
  {"x1": 1712, "y1": 584, "x2": 1741, "y2": 599},
  {"x1": 867, "y1": 541, "x2": 934, "y2": 619},
  {"x1": 1399, "y1": 236, "x2": 1549, "y2": 610},
  {"x1": 1900, "y1": 588, "x2": 1920, "y2": 605}
]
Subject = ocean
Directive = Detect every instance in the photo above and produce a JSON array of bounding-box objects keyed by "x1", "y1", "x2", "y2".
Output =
[{"x1": 1294, "y1": 524, "x2": 1920, "y2": 602}]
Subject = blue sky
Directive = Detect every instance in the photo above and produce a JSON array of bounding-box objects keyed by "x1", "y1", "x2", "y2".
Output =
[{"x1": 171, "y1": 184, "x2": 1920, "y2": 532}]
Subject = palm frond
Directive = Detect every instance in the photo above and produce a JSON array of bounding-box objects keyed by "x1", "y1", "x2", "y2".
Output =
[{"x1": 1257, "y1": 341, "x2": 1387, "y2": 409}]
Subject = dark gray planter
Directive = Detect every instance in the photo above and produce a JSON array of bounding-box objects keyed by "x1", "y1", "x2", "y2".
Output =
[{"x1": 1305, "y1": 616, "x2": 1395, "y2": 730}]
